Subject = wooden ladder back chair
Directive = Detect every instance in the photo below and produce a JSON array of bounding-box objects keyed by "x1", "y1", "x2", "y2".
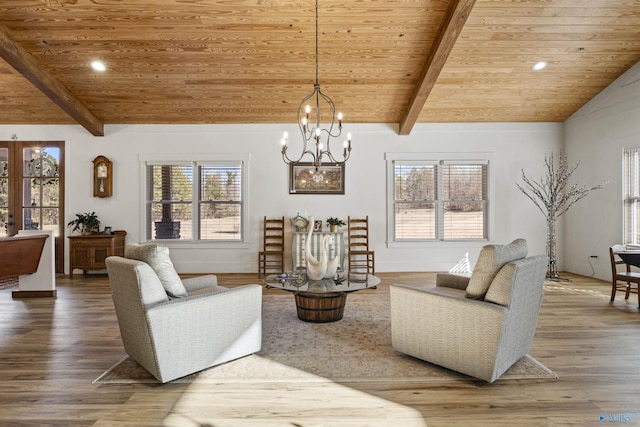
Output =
[
  {"x1": 347, "y1": 216, "x2": 375, "y2": 275},
  {"x1": 609, "y1": 245, "x2": 640, "y2": 307},
  {"x1": 258, "y1": 216, "x2": 285, "y2": 277}
]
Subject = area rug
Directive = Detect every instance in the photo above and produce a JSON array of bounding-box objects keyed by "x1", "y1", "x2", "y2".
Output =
[{"x1": 95, "y1": 293, "x2": 557, "y2": 385}]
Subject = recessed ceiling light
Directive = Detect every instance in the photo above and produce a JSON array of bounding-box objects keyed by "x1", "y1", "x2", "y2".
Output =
[
  {"x1": 532, "y1": 61, "x2": 548, "y2": 71},
  {"x1": 90, "y1": 60, "x2": 106, "y2": 72}
]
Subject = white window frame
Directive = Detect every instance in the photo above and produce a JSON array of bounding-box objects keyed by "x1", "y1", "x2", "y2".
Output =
[
  {"x1": 385, "y1": 152, "x2": 493, "y2": 248},
  {"x1": 139, "y1": 153, "x2": 250, "y2": 248},
  {"x1": 623, "y1": 147, "x2": 640, "y2": 245}
]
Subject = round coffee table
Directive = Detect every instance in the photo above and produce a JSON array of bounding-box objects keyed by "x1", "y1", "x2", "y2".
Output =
[{"x1": 264, "y1": 272, "x2": 380, "y2": 323}]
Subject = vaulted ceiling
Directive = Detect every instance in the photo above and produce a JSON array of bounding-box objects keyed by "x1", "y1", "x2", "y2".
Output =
[{"x1": 1, "y1": 0, "x2": 639, "y2": 137}]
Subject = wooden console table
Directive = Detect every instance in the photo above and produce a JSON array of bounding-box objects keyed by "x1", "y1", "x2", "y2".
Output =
[{"x1": 69, "y1": 231, "x2": 126, "y2": 277}]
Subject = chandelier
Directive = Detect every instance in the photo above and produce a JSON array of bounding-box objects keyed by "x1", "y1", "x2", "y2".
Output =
[{"x1": 280, "y1": 0, "x2": 352, "y2": 170}]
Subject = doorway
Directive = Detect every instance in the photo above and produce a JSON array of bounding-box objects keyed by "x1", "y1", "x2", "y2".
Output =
[{"x1": 0, "y1": 141, "x2": 65, "y2": 273}]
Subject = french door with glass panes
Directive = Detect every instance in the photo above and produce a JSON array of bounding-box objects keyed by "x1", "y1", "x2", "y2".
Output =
[{"x1": 0, "y1": 141, "x2": 65, "y2": 272}]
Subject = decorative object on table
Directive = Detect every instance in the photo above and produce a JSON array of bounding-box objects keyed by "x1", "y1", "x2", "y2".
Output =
[
  {"x1": 313, "y1": 220, "x2": 322, "y2": 232},
  {"x1": 326, "y1": 217, "x2": 346, "y2": 232},
  {"x1": 290, "y1": 212, "x2": 309, "y2": 232},
  {"x1": 273, "y1": 273, "x2": 306, "y2": 288},
  {"x1": 274, "y1": 273, "x2": 302, "y2": 280},
  {"x1": 93, "y1": 155, "x2": 112, "y2": 198},
  {"x1": 305, "y1": 217, "x2": 339, "y2": 280},
  {"x1": 67, "y1": 211, "x2": 101, "y2": 235},
  {"x1": 279, "y1": 0, "x2": 351, "y2": 171},
  {"x1": 289, "y1": 162, "x2": 345, "y2": 194},
  {"x1": 103, "y1": 226, "x2": 113, "y2": 235},
  {"x1": 517, "y1": 152, "x2": 605, "y2": 280}
]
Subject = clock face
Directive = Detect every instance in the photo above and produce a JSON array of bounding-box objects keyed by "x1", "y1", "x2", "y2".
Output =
[
  {"x1": 291, "y1": 215, "x2": 308, "y2": 231},
  {"x1": 97, "y1": 163, "x2": 108, "y2": 178}
]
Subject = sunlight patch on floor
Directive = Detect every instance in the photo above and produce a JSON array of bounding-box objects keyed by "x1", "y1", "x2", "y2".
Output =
[{"x1": 165, "y1": 356, "x2": 427, "y2": 427}]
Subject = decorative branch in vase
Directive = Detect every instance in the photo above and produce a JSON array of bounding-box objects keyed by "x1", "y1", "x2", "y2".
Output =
[{"x1": 516, "y1": 152, "x2": 606, "y2": 281}]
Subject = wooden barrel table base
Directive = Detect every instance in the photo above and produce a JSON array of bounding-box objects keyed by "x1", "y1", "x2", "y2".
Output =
[
  {"x1": 264, "y1": 273, "x2": 380, "y2": 323},
  {"x1": 294, "y1": 291, "x2": 347, "y2": 323}
]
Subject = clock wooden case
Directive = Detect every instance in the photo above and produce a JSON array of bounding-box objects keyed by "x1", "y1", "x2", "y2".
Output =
[{"x1": 93, "y1": 155, "x2": 112, "y2": 198}]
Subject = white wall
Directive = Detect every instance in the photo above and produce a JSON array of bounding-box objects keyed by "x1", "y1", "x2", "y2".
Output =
[
  {"x1": 564, "y1": 61, "x2": 640, "y2": 280},
  {"x1": 0, "y1": 121, "x2": 562, "y2": 274}
]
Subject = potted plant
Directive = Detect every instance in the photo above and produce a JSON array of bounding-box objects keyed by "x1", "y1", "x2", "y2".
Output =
[
  {"x1": 67, "y1": 212, "x2": 101, "y2": 235},
  {"x1": 326, "y1": 217, "x2": 346, "y2": 232}
]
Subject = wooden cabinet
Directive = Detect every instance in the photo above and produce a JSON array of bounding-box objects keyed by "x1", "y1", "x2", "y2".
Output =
[{"x1": 69, "y1": 231, "x2": 126, "y2": 277}]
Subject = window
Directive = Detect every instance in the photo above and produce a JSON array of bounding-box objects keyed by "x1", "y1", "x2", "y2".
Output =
[
  {"x1": 393, "y1": 162, "x2": 437, "y2": 239},
  {"x1": 624, "y1": 148, "x2": 640, "y2": 245},
  {"x1": 387, "y1": 154, "x2": 489, "y2": 243},
  {"x1": 143, "y1": 155, "x2": 247, "y2": 242}
]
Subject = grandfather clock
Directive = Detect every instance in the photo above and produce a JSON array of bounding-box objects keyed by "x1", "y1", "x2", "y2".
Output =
[{"x1": 93, "y1": 155, "x2": 112, "y2": 198}]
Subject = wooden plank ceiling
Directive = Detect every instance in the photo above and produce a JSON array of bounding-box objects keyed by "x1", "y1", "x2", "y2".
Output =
[{"x1": 0, "y1": 0, "x2": 639, "y2": 136}]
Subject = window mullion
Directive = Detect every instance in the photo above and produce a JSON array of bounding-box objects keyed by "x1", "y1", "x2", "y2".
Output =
[
  {"x1": 436, "y1": 162, "x2": 443, "y2": 240},
  {"x1": 624, "y1": 149, "x2": 640, "y2": 245},
  {"x1": 192, "y1": 162, "x2": 199, "y2": 241}
]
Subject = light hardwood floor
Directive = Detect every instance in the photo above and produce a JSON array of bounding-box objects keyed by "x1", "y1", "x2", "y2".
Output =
[{"x1": 1, "y1": 272, "x2": 639, "y2": 426}]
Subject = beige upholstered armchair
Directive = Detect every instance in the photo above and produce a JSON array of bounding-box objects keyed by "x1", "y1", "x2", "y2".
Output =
[
  {"x1": 390, "y1": 239, "x2": 547, "y2": 382},
  {"x1": 105, "y1": 245, "x2": 262, "y2": 383}
]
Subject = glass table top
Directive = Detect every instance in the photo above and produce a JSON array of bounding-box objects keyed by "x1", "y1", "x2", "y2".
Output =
[{"x1": 264, "y1": 271, "x2": 380, "y2": 293}]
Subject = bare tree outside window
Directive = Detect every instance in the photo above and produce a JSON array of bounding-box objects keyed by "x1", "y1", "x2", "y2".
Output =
[{"x1": 517, "y1": 152, "x2": 605, "y2": 280}]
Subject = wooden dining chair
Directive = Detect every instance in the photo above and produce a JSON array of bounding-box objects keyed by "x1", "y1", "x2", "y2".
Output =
[
  {"x1": 609, "y1": 245, "x2": 640, "y2": 307},
  {"x1": 347, "y1": 216, "x2": 375, "y2": 276},
  {"x1": 258, "y1": 216, "x2": 285, "y2": 277}
]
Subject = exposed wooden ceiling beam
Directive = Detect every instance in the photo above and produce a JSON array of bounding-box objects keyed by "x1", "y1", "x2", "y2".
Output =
[
  {"x1": 398, "y1": 0, "x2": 477, "y2": 135},
  {"x1": 0, "y1": 26, "x2": 104, "y2": 136}
]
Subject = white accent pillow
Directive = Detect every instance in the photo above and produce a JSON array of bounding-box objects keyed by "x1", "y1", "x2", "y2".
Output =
[{"x1": 125, "y1": 244, "x2": 187, "y2": 298}]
